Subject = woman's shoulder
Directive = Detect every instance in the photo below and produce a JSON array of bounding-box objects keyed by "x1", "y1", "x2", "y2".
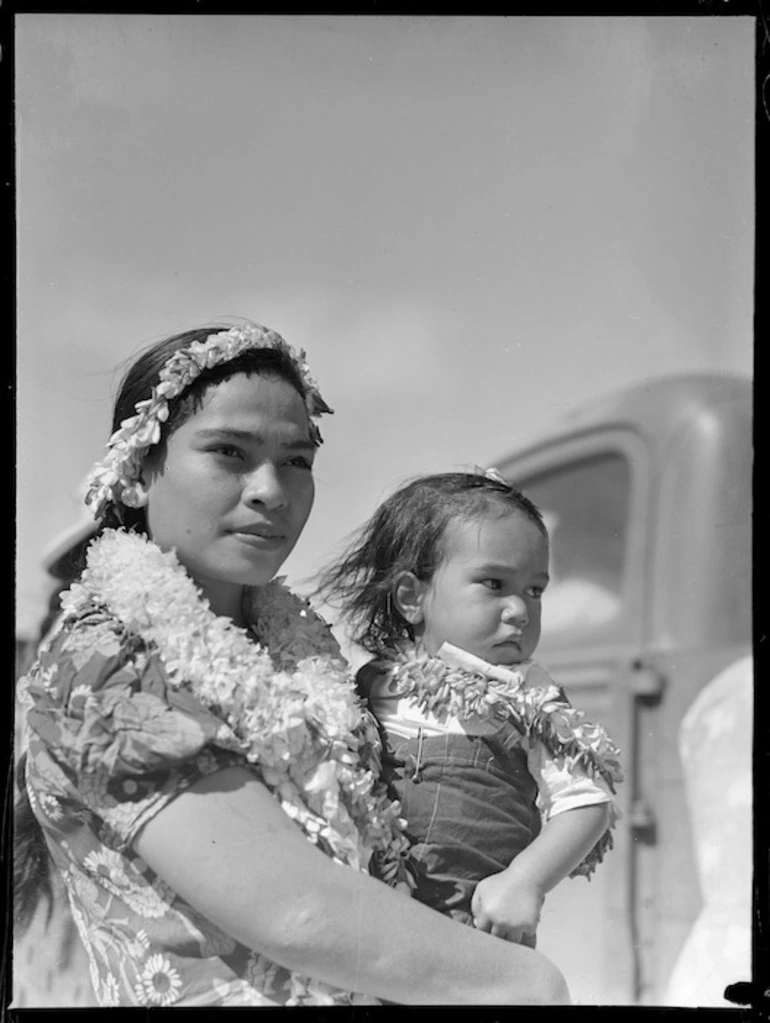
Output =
[
  {"x1": 29, "y1": 604, "x2": 149, "y2": 696},
  {"x1": 21, "y1": 602, "x2": 246, "y2": 839},
  {"x1": 48, "y1": 603, "x2": 130, "y2": 655}
]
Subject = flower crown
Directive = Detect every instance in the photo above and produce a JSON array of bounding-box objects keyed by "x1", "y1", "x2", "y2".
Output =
[{"x1": 85, "y1": 323, "x2": 332, "y2": 521}]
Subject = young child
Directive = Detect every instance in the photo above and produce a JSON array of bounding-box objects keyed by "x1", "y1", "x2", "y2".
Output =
[{"x1": 317, "y1": 469, "x2": 622, "y2": 946}]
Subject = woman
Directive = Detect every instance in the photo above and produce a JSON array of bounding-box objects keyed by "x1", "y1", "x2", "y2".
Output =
[{"x1": 15, "y1": 321, "x2": 570, "y2": 1006}]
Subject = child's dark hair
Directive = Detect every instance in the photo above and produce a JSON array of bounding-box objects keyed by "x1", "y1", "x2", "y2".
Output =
[{"x1": 315, "y1": 471, "x2": 547, "y2": 655}]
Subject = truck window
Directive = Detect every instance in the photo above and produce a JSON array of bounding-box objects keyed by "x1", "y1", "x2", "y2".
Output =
[{"x1": 520, "y1": 452, "x2": 630, "y2": 642}]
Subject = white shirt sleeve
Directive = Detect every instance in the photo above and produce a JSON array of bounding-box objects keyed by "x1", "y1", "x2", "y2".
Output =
[
  {"x1": 519, "y1": 657, "x2": 614, "y2": 819},
  {"x1": 527, "y1": 739, "x2": 613, "y2": 820}
]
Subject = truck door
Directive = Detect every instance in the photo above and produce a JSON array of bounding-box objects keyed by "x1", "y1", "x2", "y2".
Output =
[{"x1": 500, "y1": 429, "x2": 652, "y2": 1005}]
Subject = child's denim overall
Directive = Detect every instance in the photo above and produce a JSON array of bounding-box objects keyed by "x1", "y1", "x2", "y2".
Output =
[{"x1": 381, "y1": 720, "x2": 541, "y2": 947}]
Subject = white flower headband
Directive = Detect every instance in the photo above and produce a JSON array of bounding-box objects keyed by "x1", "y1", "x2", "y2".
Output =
[{"x1": 85, "y1": 323, "x2": 332, "y2": 521}]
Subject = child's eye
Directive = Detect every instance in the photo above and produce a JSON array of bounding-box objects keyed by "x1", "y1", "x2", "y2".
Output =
[
  {"x1": 480, "y1": 578, "x2": 503, "y2": 591},
  {"x1": 527, "y1": 585, "x2": 546, "y2": 599},
  {"x1": 284, "y1": 455, "x2": 314, "y2": 470}
]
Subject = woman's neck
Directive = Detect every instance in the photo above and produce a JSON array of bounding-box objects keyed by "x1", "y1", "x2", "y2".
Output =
[{"x1": 194, "y1": 579, "x2": 249, "y2": 626}]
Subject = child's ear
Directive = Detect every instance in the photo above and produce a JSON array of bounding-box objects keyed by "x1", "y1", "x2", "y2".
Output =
[{"x1": 393, "y1": 572, "x2": 427, "y2": 625}]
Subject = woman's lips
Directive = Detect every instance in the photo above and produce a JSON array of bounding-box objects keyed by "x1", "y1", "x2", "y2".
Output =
[{"x1": 231, "y1": 529, "x2": 286, "y2": 548}]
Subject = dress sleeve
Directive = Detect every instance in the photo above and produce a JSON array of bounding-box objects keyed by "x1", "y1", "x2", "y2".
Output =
[{"x1": 23, "y1": 610, "x2": 250, "y2": 853}]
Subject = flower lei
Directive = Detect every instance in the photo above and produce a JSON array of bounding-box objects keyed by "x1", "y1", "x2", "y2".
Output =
[
  {"x1": 85, "y1": 323, "x2": 332, "y2": 521},
  {"x1": 374, "y1": 641, "x2": 624, "y2": 879},
  {"x1": 59, "y1": 528, "x2": 413, "y2": 1006}
]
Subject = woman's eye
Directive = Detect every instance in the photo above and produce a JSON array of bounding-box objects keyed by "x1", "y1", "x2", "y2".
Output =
[{"x1": 211, "y1": 445, "x2": 243, "y2": 460}]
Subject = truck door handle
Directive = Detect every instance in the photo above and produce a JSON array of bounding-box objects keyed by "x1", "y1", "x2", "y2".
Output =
[
  {"x1": 628, "y1": 798, "x2": 657, "y2": 844},
  {"x1": 629, "y1": 660, "x2": 666, "y2": 704}
]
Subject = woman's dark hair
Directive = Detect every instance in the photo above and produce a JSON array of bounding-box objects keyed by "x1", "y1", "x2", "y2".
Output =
[
  {"x1": 14, "y1": 322, "x2": 318, "y2": 935},
  {"x1": 14, "y1": 753, "x2": 55, "y2": 935},
  {"x1": 315, "y1": 471, "x2": 547, "y2": 655},
  {"x1": 102, "y1": 324, "x2": 316, "y2": 535}
]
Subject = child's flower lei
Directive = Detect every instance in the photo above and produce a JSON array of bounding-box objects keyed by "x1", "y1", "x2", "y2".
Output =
[
  {"x1": 374, "y1": 641, "x2": 624, "y2": 879},
  {"x1": 59, "y1": 528, "x2": 412, "y2": 1006},
  {"x1": 85, "y1": 323, "x2": 332, "y2": 521}
]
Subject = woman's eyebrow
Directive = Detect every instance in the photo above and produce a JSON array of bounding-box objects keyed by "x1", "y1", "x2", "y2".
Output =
[
  {"x1": 194, "y1": 427, "x2": 315, "y2": 451},
  {"x1": 196, "y1": 427, "x2": 253, "y2": 440}
]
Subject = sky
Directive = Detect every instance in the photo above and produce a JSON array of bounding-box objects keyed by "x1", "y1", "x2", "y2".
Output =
[{"x1": 15, "y1": 14, "x2": 754, "y2": 646}]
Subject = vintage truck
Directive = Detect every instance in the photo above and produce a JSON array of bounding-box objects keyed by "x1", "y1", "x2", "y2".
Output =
[{"x1": 493, "y1": 372, "x2": 752, "y2": 1005}]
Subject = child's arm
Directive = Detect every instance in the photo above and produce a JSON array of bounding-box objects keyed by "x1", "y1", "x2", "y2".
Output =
[
  {"x1": 473, "y1": 718, "x2": 617, "y2": 943},
  {"x1": 471, "y1": 802, "x2": 610, "y2": 943}
]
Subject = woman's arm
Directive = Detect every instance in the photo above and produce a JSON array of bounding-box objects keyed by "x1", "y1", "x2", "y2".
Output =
[
  {"x1": 471, "y1": 803, "x2": 611, "y2": 942},
  {"x1": 134, "y1": 765, "x2": 569, "y2": 1005}
]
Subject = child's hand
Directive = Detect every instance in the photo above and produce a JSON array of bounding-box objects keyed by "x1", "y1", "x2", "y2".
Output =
[{"x1": 471, "y1": 865, "x2": 545, "y2": 944}]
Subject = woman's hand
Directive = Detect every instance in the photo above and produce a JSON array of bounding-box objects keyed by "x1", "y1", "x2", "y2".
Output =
[
  {"x1": 471, "y1": 865, "x2": 544, "y2": 944},
  {"x1": 134, "y1": 765, "x2": 570, "y2": 1005}
]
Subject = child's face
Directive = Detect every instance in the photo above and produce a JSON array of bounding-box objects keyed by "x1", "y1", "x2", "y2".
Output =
[{"x1": 417, "y1": 510, "x2": 549, "y2": 665}]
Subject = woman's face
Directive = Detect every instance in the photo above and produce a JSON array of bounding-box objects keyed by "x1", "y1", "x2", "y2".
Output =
[{"x1": 143, "y1": 372, "x2": 316, "y2": 622}]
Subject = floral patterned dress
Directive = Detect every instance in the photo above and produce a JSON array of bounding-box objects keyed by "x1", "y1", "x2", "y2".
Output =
[{"x1": 20, "y1": 606, "x2": 347, "y2": 1007}]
